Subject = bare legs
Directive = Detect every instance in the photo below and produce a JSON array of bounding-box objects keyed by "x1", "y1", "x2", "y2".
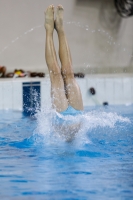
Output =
[
  {"x1": 45, "y1": 5, "x2": 83, "y2": 112},
  {"x1": 55, "y1": 5, "x2": 83, "y2": 110},
  {"x1": 45, "y1": 5, "x2": 68, "y2": 112}
]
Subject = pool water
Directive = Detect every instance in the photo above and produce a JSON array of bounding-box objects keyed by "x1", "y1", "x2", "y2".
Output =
[{"x1": 0, "y1": 105, "x2": 133, "y2": 200}]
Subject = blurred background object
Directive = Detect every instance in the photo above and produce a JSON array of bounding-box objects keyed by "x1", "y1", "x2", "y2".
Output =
[
  {"x1": 0, "y1": 66, "x2": 6, "y2": 78},
  {"x1": 115, "y1": 0, "x2": 133, "y2": 17}
]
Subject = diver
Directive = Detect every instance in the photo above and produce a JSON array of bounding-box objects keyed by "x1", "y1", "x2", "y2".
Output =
[{"x1": 45, "y1": 4, "x2": 83, "y2": 116}]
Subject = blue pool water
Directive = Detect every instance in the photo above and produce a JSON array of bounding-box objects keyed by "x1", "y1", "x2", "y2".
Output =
[{"x1": 0, "y1": 105, "x2": 133, "y2": 200}]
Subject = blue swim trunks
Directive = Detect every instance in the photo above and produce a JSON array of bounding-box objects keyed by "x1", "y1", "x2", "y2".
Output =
[
  {"x1": 60, "y1": 105, "x2": 82, "y2": 116},
  {"x1": 54, "y1": 106, "x2": 82, "y2": 126}
]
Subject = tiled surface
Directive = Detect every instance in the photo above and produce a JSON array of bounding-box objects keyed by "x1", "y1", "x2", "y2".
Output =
[
  {"x1": 96, "y1": 78, "x2": 106, "y2": 105},
  {"x1": 123, "y1": 78, "x2": 132, "y2": 105},
  {"x1": 105, "y1": 78, "x2": 114, "y2": 105},
  {"x1": 3, "y1": 82, "x2": 13, "y2": 109},
  {"x1": 87, "y1": 77, "x2": 98, "y2": 106},
  {"x1": 0, "y1": 75, "x2": 133, "y2": 110},
  {"x1": 131, "y1": 77, "x2": 133, "y2": 103},
  {"x1": 77, "y1": 78, "x2": 87, "y2": 106},
  {"x1": 114, "y1": 78, "x2": 123, "y2": 105},
  {"x1": 12, "y1": 82, "x2": 22, "y2": 110},
  {"x1": 0, "y1": 81, "x2": 3, "y2": 109},
  {"x1": 41, "y1": 78, "x2": 51, "y2": 109}
]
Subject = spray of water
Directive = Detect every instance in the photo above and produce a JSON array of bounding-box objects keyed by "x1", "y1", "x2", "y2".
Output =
[
  {"x1": 29, "y1": 86, "x2": 130, "y2": 145},
  {"x1": 33, "y1": 105, "x2": 130, "y2": 146},
  {"x1": 0, "y1": 24, "x2": 43, "y2": 55},
  {"x1": 1, "y1": 21, "x2": 132, "y2": 64}
]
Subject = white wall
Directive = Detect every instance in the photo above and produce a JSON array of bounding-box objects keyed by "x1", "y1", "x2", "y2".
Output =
[
  {"x1": 0, "y1": 0, "x2": 133, "y2": 74},
  {"x1": 0, "y1": 75, "x2": 133, "y2": 110}
]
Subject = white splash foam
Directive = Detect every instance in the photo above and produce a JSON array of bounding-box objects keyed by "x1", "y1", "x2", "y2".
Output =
[
  {"x1": 82, "y1": 110, "x2": 130, "y2": 129},
  {"x1": 33, "y1": 106, "x2": 130, "y2": 145}
]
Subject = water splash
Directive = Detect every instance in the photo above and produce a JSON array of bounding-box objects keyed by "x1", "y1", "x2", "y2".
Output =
[
  {"x1": 1, "y1": 21, "x2": 132, "y2": 64},
  {"x1": 33, "y1": 106, "x2": 130, "y2": 146}
]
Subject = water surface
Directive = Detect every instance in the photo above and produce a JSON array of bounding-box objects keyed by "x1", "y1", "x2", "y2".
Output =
[{"x1": 0, "y1": 105, "x2": 133, "y2": 200}]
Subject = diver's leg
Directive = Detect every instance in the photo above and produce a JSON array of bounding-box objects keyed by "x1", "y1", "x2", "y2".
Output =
[
  {"x1": 45, "y1": 5, "x2": 68, "y2": 112},
  {"x1": 55, "y1": 5, "x2": 83, "y2": 110}
]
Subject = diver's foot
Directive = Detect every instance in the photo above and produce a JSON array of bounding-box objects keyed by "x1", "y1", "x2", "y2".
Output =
[
  {"x1": 54, "y1": 5, "x2": 64, "y2": 32},
  {"x1": 45, "y1": 5, "x2": 54, "y2": 32}
]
